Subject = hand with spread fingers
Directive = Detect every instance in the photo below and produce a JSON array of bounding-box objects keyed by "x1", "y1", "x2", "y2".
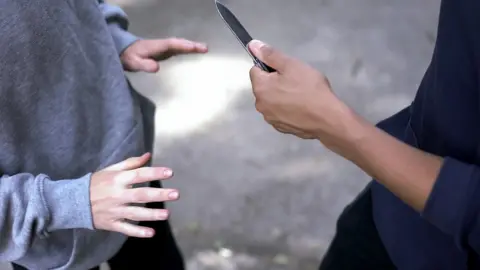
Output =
[
  {"x1": 120, "y1": 38, "x2": 208, "y2": 73},
  {"x1": 90, "y1": 153, "x2": 179, "y2": 238},
  {"x1": 247, "y1": 40, "x2": 359, "y2": 149}
]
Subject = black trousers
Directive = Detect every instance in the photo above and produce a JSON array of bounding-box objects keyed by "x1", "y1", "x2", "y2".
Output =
[
  {"x1": 12, "y1": 182, "x2": 184, "y2": 270},
  {"x1": 319, "y1": 185, "x2": 396, "y2": 270}
]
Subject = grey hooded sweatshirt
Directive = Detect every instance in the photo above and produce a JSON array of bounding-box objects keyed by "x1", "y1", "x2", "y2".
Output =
[{"x1": 0, "y1": 0, "x2": 156, "y2": 269}]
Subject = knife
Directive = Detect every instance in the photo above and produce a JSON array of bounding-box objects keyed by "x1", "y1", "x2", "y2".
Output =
[{"x1": 215, "y1": 0, "x2": 276, "y2": 73}]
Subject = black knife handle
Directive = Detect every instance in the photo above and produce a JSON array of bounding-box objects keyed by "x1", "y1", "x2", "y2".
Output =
[{"x1": 254, "y1": 58, "x2": 276, "y2": 73}]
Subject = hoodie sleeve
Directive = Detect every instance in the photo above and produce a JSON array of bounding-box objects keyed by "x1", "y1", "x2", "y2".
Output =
[
  {"x1": 97, "y1": 0, "x2": 139, "y2": 55},
  {"x1": 422, "y1": 158, "x2": 480, "y2": 254},
  {"x1": 0, "y1": 173, "x2": 94, "y2": 261}
]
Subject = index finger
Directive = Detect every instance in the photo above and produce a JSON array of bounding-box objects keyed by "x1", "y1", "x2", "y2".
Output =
[
  {"x1": 249, "y1": 65, "x2": 273, "y2": 95},
  {"x1": 103, "y1": 153, "x2": 151, "y2": 172},
  {"x1": 249, "y1": 65, "x2": 268, "y2": 83},
  {"x1": 160, "y1": 38, "x2": 208, "y2": 53}
]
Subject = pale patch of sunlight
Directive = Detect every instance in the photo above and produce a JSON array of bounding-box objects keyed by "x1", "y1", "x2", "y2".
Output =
[
  {"x1": 187, "y1": 249, "x2": 259, "y2": 270},
  {"x1": 252, "y1": 154, "x2": 349, "y2": 183},
  {"x1": 153, "y1": 55, "x2": 254, "y2": 138},
  {"x1": 276, "y1": 157, "x2": 336, "y2": 181}
]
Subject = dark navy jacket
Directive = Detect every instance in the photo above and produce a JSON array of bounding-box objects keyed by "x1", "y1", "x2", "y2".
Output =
[{"x1": 371, "y1": 0, "x2": 480, "y2": 269}]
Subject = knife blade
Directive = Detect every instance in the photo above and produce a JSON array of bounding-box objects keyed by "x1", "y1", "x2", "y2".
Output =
[{"x1": 215, "y1": 0, "x2": 276, "y2": 73}]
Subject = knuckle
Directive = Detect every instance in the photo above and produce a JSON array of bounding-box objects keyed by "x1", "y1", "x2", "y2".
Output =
[
  {"x1": 123, "y1": 170, "x2": 140, "y2": 184},
  {"x1": 251, "y1": 84, "x2": 262, "y2": 97},
  {"x1": 151, "y1": 189, "x2": 168, "y2": 201},
  {"x1": 132, "y1": 169, "x2": 141, "y2": 180},
  {"x1": 134, "y1": 167, "x2": 153, "y2": 181},
  {"x1": 127, "y1": 207, "x2": 147, "y2": 221},
  {"x1": 112, "y1": 172, "x2": 123, "y2": 185},
  {"x1": 114, "y1": 188, "x2": 127, "y2": 201},
  {"x1": 249, "y1": 68, "x2": 255, "y2": 80},
  {"x1": 119, "y1": 207, "x2": 132, "y2": 219},
  {"x1": 143, "y1": 209, "x2": 156, "y2": 220},
  {"x1": 167, "y1": 37, "x2": 181, "y2": 46},
  {"x1": 250, "y1": 69, "x2": 262, "y2": 83},
  {"x1": 130, "y1": 189, "x2": 147, "y2": 203},
  {"x1": 114, "y1": 170, "x2": 133, "y2": 185},
  {"x1": 154, "y1": 209, "x2": 169, "y2": 220},
  {"x1": 102, "y1": 172, "x2": 116, "y2": 186},
  {"x1": 254, "y1": 101, "x2": 263, "y2": 112},
  {"x1": 261, "y1": 45, "x2": 274, "y2": 58},
  {"x1": 255, "y1": 100, "x2": 268, "y2": 113},
  {"x1": 116, "y1": 223, "x2": 132, "y2": 236},
  {"x1": 264, "y1": 116, "x2": 274, "y2": 124}
]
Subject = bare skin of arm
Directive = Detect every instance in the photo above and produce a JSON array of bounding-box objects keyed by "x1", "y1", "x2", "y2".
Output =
[
  {"x1": 247, "y1": 39, "x2": 442, "y2": 213},
  {"x1": 333, "y1": 111, "x2": 442, "y2": 212}
]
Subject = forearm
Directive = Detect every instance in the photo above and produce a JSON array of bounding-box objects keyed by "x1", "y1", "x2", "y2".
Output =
[{"x1": 327, "y1": 110, "x2": 442, "y2": 212}]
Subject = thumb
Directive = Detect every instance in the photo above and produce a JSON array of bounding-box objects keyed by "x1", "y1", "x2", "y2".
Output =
[
  {"x1": 131, "y1": 58, "x2": 160, "y2": 73},
  {"x1": 248, "y1": 40, "x2": 289, "y2": 72}
]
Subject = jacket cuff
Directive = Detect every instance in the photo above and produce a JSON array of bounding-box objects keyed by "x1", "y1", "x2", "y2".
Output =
[
  {"x1": 108, "y1": 23, "x2": 140, "y2": 55},
  {"x1": 42, "y1": 173, "x2": 94, "y2": 231},
  {"x1": 422, "y1": 157, "x2": 478, "y2": 237}
]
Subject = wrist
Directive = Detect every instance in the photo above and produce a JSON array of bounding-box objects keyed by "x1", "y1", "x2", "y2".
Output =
[{"x1": 316, "y1": 104, "x2": 372, "y2": 158}]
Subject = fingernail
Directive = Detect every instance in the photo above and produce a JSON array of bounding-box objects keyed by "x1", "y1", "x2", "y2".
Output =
[
  {"x1": 143, "y1": 230, "x2": 154, "y2": 237},
  {"x1": 249, "y1": 40, "x2": 265, "y2": 51},
  {"x1": 163, "y1": 169, "x2": 173, "y2": 177},
  {"x1": 168, "y1": 191, "x2": 179, "y2": 199}
]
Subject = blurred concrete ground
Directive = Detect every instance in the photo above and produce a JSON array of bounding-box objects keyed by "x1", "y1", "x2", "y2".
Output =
[{"x1": 0, "y1": 0, "x2": 441, "y2": 269}]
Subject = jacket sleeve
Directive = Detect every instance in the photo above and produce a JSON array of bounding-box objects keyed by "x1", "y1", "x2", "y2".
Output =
[
  {"x1": 0, "y1": 173, "x2": 94, "y2": 261},
  {"x1": 97, "y1": 0, "x2": 139, "y2": 55},
  {"x1": 416, "y1": 0, "x2": 480, "y2": 256},
  {"x1": 422, "y1": 158, "x2": 480, "y2": 253}
]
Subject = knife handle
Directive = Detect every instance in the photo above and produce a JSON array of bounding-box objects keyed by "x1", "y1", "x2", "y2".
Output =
[{"x1": 254, "y1": 58, "x2": 276, "y2": 73}]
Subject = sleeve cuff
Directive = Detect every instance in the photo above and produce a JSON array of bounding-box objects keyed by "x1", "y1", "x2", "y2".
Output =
[
  {"x1": 422, "y1": 157, "x2": 478, "y2": 237},
  {"x1": 108, "y1": 23, "x2": 140, "y2": 55},
  {"x1": 42, "y1": 173, "x2": 94, "y2": 231}
]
